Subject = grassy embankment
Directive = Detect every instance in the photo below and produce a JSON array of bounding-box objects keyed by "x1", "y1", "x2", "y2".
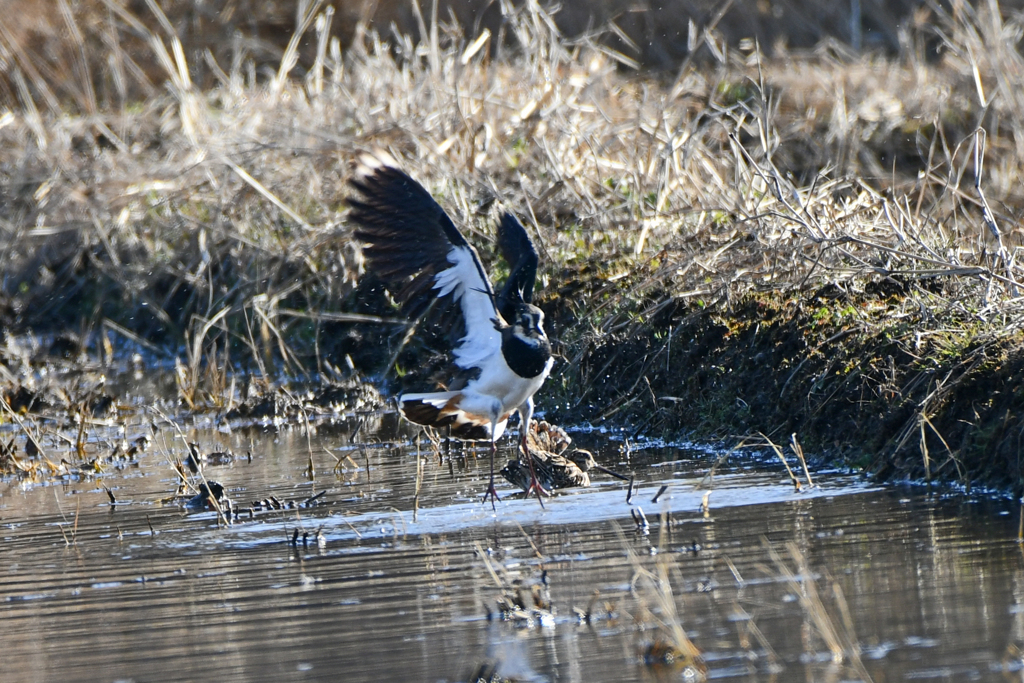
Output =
[{"x1": 1, "y1": 2, "x2": 1024, "y2": 492}]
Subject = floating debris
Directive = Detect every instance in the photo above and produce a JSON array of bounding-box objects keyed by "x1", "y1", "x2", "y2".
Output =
[
  {"x1": 494, "y1": 571, "x2": 555, "y2": 629},
  {"x1": 186, "y1": 481, "x2": 230, "y2": 511},
  {"x1": 251, "y1": 495, "x2": 289, "y2": 511},
  {"x1": 244, "y1": 491, "x2": 328, "y2": 516}
]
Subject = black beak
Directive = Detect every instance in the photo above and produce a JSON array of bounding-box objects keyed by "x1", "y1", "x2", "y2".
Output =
[{"x1": 593, "y1": 464, "x2": 630, "y2": 481}]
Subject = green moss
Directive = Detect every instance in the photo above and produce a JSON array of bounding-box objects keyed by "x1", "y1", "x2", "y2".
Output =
[{"x1": 545, "y1": 285, "x2": 1024, "y2": 494}]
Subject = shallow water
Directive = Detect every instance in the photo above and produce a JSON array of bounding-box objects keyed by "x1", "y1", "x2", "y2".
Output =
[{"x1": 3, "y1": 410, "x2": 1024, "y2": 683}]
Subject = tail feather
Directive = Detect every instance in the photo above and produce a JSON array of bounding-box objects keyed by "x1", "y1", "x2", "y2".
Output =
[{"x1": 399, "y1": 392, "x2": 507, "y2": 441}]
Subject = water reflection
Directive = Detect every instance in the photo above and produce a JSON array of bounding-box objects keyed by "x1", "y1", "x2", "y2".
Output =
[{"x1": 2, "y1": 411, "x2": 1023, "y2": 682}]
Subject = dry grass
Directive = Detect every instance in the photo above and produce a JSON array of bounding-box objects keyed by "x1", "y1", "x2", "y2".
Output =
[
  {"x1": 620, "y1": 515, "x2": 706, "y2": 674},
  {"x1": 767, "y1": 540, "x2": 874, "y2": 681},
  {"x1": 0, "y1": 2, "x2": 1023, "y2": 420},
  {"x1": 0, "y1": 0, "x2": 963, "y2": 112}
]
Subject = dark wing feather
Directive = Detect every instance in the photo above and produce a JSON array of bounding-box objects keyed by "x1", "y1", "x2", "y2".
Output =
[
  {"x1": 349, "y1": 162, "x2": 480, "y2": 317},
  {"x1": 348, "y1": 155, "x2": 503, "y2": 369},
  {"x1": 495, "y1": 212, "x2": 538, "y2": 323}
]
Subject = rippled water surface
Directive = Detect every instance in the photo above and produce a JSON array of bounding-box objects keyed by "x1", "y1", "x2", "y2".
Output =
[{"x1": 3, "y1": 410, "x2": 1024, "y2": 683}]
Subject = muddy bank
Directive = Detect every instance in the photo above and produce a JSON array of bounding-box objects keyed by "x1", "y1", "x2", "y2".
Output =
[
  {"x1": 1, "y1": 261, "x2": 1021, "y2": 496},
  {"x1": 2, "y1": 1, "x2": 1024, "y2": 497},
  {"x1": 540, "y1": 276, "x2": 1024, "y2": 495}
]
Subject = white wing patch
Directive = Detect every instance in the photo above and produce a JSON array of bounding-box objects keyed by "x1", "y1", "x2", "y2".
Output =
[{"x1": 432, "y1": 245, "x2": 501, "y2": 369}]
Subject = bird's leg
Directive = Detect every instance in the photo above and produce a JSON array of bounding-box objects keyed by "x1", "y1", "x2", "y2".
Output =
[
  {"x1": 520, "y1": 428, "x2": 548, "y2": 507},
  {"x1": 518, "y1": 401, "x2": 549, "y2": 503},
  {"x1": 482, "y1": 421, "x2": 500, "y2": 510}
]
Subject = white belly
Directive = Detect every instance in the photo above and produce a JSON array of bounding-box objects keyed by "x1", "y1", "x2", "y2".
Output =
[{"x1": 459, "y1": 351, "x2": 552, "y2": 420}]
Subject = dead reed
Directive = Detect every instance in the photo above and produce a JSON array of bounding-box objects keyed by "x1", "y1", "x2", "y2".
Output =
[
  {"x1": 767, "y1": 539, "x2": 873, "y2": 681},
  {"x1": 0, "y1": 2, "x2": 1023, "y2": 485},
  {"x1": 0, "y1": 1, "x2": 1022, "y2": 339},
  {"x1": 620, "y1": 515, "x2": 706, "y2": 674}
]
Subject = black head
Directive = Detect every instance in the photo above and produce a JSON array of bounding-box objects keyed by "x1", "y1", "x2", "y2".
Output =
[
  {"x1": 500, "y1": 302, "x2": 551, "y2": 378},
  {"x1": 511, "y1": 303, "x2": 546, "y2": 340}
]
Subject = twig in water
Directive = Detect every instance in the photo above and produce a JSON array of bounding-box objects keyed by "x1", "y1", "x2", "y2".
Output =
[
  {"x1": 651, "y1": 484, "x2": 668, "y2": 504},
  {"x1": 757, "y1": 432, "x2": 801, "y2": 492},
  {"x1": 302, "y1": 491, "x2": 327, "y2": 506},
  {"x1": 0, "y1": 395, "x2": 46, "y2": 459},
  {"x1": 698, "y1": 442, "x2": 741, "y2": 488},
  {"x1": 151, "y1": 406, "x2": 230, "y2": 526},
  {"x1": 296, "y1": 398, "x2": 315, "y2": 480},
  {"x1": 723, "y1": 555, "x2": 744, "y2": 585},
  {"x1": 614, "y1": 520, "x2": 705, "y2": 674},
  {"x1": 765, "y1": 539, "x2": 873, "y2": 681},
  {"x1": 731, "y1": 602, "x2": 779, "y2": 665},
  {"x1": 329, "y1": 448, "x2": 359, "y2": 474},
  {"x1": 413, "y1": 432, "x2": 423, "y2": 523},
  {"x1": 1018, "y1": 498, "x2": 1023, "y2": 544},
  {"x1": 789, "y1": 433, "x2": 815, "y2": 488},
  {"x1": 631, "y1": 507, "x2": 649, "y2": 534},
  {"x1": 53, "y1": 489, "x2": 79, "y2": 546}
]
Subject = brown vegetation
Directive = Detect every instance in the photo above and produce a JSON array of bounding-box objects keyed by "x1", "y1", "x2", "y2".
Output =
[
  {"x1": 0, "y1": 0, "x2": 991, "y2": 112},
  {"x1": 1, "y1": 1, "x2": 1024, "y2": 490}
]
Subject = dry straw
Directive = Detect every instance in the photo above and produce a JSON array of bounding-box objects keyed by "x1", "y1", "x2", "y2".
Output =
[{"x1": 0, "y1": 1, "x2": 1021, "y2": 398}]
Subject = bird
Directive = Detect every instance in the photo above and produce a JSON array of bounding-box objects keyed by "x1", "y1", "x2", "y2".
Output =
[
  {"x1": 185, "y1": 480, "x2": 228, "y2": 511},
  {"x1": 497, "y1": 423, "x2": 626, "y2": 493},
  {"x1": 500, "y1": 420, "x2": 630, "y2": 492},
  {"x1": 500, "y1": 447, "x2": 629, "y2": 492},
  {"x1": 348, "y1": 152, "x2": 553, "y2": 507},
  {"x1": 499, "y1": 421, "x2": 626, "y2": 491}
]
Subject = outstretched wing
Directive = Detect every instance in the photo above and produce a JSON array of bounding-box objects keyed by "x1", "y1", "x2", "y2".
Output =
[
  {"x1": 348, "y1": 154, "x2": 501, "y2": 370},
  {"x1": 495, "y1": 212, "x2": 538, "y2": 324}
]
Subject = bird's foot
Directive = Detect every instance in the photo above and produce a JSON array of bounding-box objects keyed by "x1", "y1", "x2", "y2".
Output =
[
  {"x1": 523, "y1": 463, "x2": 549, "y2": 508},
  {"x1": 525, "y1": 476, "x2": 549, "y2": 507},
  {"x1": 482, "y1": 481, "x2": 501, "y2": 510}
]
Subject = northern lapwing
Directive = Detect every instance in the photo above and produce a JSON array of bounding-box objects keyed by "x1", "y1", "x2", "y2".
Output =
[{"x1": 348, "y1": 153, "x2": 553, "y2": 507}]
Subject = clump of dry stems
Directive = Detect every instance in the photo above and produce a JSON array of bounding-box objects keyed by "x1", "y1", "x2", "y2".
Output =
[
  {"x1": 0, "y1": 1, "x2": 1021, "y2": 398},
  {"x1": 621, "y1": 515, "x2": 706, "y2": 675},
  {"x1": 767, "y1": 540, "x2": 874, "y2": 682}
]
